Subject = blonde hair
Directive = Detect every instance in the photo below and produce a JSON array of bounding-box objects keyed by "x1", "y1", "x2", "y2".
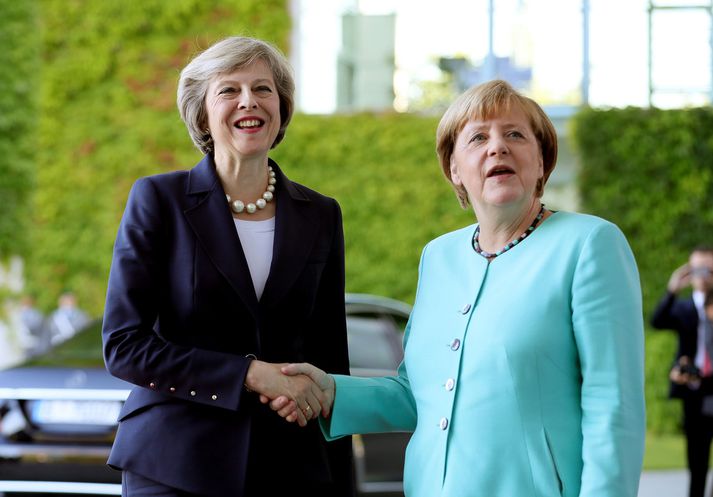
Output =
[
  {"x1": 177, "y1": 36, "x2": 295, "y2": 154},
  {"x1": 436, "y1": 80, "x2": 558, "y2": 208}
]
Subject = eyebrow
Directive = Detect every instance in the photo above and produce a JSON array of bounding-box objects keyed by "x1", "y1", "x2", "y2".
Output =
[
  {"x1": 469, "y1": 121, "x2": 525, "y2": 128},
  {"x1": 214, "y1": 78, "x2": 274, "y2": 86},
  {"x1": 466, "y1": 123, "x2": 529, "y2": 137}
]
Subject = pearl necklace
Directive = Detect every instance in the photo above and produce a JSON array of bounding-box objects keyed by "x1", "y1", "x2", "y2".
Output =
[
  {"x1": 472, "y1": 203, "x2": 545, "y2": 259},
  {"x1": 226, "y1": 166, "x2": 276, "y2": 214}
]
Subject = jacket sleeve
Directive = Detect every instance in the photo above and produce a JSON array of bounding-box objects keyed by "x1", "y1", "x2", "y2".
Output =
[
  {"x1": 322, "y1": 337, "x2": 417, "y2": 440},
  {"x1": 571, "y1": 222, "x2": 646, "y2": 497},
  {"x1": 102, "y1": 177, "x2": 250, "y2": 411},
  {"x1": 321, "y1": 247, "x2": 422, "y2": 439},
  {"x1": 651, "y1": 291, "x2": 682, "y2": 331}
]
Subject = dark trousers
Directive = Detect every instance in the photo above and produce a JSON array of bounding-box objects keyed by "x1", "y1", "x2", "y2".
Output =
[{"x1": 684, "y1": 398, "x2": 713, "y2": 497}]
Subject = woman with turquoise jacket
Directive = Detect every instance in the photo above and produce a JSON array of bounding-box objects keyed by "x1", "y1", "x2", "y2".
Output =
[{"x1": 269, "y1": 80, "x2": 646, "y2": 497}]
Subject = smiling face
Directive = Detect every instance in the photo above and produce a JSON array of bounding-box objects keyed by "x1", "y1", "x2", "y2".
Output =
[
  {"x1": 449, "y1": 105, "x2": 544, "y2": 212},
  {"x1": 205, "y1": 59, "x2": 281, "y2": 161}
]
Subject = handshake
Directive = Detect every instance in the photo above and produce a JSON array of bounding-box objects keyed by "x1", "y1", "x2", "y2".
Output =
[{"x1": 245, "y1": 361, "x2": 333, "y2": 427}]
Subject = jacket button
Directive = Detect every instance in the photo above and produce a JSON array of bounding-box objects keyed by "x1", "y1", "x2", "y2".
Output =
[
  {"x1": 445, "y1": 378, "x2": 455, "y2": 391},
  {"x1": 149, "y1": 382, "x2": 156, "y2": 389},
  {"x1": 169, "y1": 387, "x2": 176, "y2": 393},
  {"x1": 211, "y1": 394, "x2": 218, "y2": 401},
  {"x1": 190, "y1": 390, "x2": 196, "y2": 396},
  {"x1": 439, "y1": 417, "x2": 449, "y2": 430},
  {"x1": 460, "y1": 303, "x2": 471, "y2": 314},
  {"x1": 450, "y1": 338, "x2": 461, "y2": 351}
]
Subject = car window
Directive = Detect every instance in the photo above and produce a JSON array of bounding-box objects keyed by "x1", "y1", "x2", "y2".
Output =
[
  {"x1": 389, "y1": 313, "x2": 408, "y2": 334},
  {"x1": 346, "y1": 316, "x2": 400, "y2": 370},
  {"x1": 23, "y1": 320, "x2": 104, "y2": 368}
]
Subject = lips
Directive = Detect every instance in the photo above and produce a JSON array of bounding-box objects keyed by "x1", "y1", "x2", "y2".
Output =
[{"x1": 486, "y1": 165, "x2": 515, "y2": 178}]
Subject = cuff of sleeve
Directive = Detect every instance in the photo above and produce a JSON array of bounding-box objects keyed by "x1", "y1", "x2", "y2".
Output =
[{"x1": 242, "y1": 354, "x2": 257, "y2": 394}]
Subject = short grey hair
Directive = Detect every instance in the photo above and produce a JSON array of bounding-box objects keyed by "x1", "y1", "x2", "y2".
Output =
[{"x1": 177, "y1": 36, "x2": 295, "y2": 154}]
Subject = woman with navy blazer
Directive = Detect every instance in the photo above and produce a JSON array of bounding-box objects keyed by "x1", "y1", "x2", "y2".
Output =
[
  {"x1": 274, "y1": 80, "x2": 646, "y2": 496},
  {"x1": 102, "y1": 36, "x2": 353, "y2": 497}
]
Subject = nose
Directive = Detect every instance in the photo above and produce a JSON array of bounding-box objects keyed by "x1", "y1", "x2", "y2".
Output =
[
  {"x1": 488, "y1": 133, "x2": 509, "y2": 156},
  {"x1": 238, "y1": 89, "x2": 257, "y2": 109}
]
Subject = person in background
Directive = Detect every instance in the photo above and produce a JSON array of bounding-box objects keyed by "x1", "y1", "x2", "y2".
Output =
[
  {"x1": 270, "y1": 79, "x2": 646, "y2": 497},
  {"x1": 17, "y1": 295, "x2": 48, "y2": 356},
  {"x1": 102, "y1": 36, "x2": 353, "y2": 497},
  {"x1": 47, "y1": 291, "x2": 90, "y2": 346},
  {"x1": 652, "y1": 246, "x2": 713, "y2": 497}
]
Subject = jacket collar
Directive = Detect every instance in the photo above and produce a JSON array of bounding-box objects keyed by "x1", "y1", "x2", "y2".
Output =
[
  {"x1": 186, "y1": 154, "x2": 311, "y2": 203},
  {"x1": 260, "y1": 159, "x2": 318, "y2": 307},
  {"x1": 183, "y1": 155, "x2": 317, "y2": 321},
  {"x1": 186, "y1": 154, "x2": 219, "y2": 194}
]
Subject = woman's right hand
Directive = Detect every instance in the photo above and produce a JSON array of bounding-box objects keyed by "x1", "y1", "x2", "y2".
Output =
[
  {"x1": 245, "y1": 360, "x2": 327, "y2": 427},
  {"x1": 262, "y1": 363, "x2": 335, "y2": 423}
]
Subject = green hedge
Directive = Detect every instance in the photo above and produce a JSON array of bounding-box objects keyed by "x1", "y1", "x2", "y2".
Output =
[
  {"x1": 32, "y1": 106, "x2": 472, "y2": 315},
  {"x1": 570, "y1": 106, "x2": 713, "y2": 433},
  {"x1": 29, "y1": 0, "x2": 289, "y2": 312},
  {"x1": 272, "y1": 113, "x2": 473, "y2": 301},
  {"x1": 28, "y1": 1, "x2": 474, "y2": 316},
  {"x1": 0, "y1": 0, "x2": 38, "y2": 258}
]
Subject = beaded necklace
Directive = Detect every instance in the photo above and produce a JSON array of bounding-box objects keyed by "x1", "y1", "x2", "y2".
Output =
[
  {"x1": 226, "y1": 165, "x2": 277, "y2": 214},
  {"x1": 472, "y1": 203, "x2": 546, "y2": 259}
]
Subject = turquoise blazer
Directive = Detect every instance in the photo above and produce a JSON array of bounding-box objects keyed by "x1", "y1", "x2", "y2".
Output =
[{"x1": 324, "y1": 212, "x2": 645, "y2": 497}]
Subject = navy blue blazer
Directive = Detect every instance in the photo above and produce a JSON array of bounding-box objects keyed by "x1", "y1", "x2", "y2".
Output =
[
  {"x1": 102, "y1": 155, "x2": 353, "y2": 496},
  {"x1": 651, "y1": 292, "x2": 704, "y2": 399}
]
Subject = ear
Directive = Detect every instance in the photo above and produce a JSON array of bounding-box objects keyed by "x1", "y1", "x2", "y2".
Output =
[
  {"x1": 535, "y1": 153, "x2": 545, "y2": 191},
  {"x1": 450, "y1": 156, "x2": 462, "y2": 186},
  {"x1": 538, "y1": 153, "x2": 544, "y2": 178}
]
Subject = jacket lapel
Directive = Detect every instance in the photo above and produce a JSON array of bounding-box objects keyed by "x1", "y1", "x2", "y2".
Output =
[
  {"x1": 183, "y1": 155, "x2": 260, "y2": 320},
  {"x1": 260, "y1": 160, "x2": 319, "y2": 307}
]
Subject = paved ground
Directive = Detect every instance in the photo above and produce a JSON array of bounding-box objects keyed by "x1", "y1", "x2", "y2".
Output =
[{"x1": 639, "y1": 470, "x2": 692, "y2": 497}]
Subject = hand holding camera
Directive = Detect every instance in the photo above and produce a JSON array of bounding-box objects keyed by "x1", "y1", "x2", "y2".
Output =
[
  {"x1": 670, "y1": 356, "x2": 701, "y2": 389},
  {"x1": 668, "y1": 263, "x2": 713, "y2": 294}
]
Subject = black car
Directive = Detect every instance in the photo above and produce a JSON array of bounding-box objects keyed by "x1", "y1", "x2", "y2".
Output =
[{"x1": 0, "y1": 294, "x2": 411, "y2": 497}]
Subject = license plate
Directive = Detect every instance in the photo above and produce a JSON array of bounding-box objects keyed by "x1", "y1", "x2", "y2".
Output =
[{"x1": 31, "y1": 400, "x2": 122, "y2": 425}]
